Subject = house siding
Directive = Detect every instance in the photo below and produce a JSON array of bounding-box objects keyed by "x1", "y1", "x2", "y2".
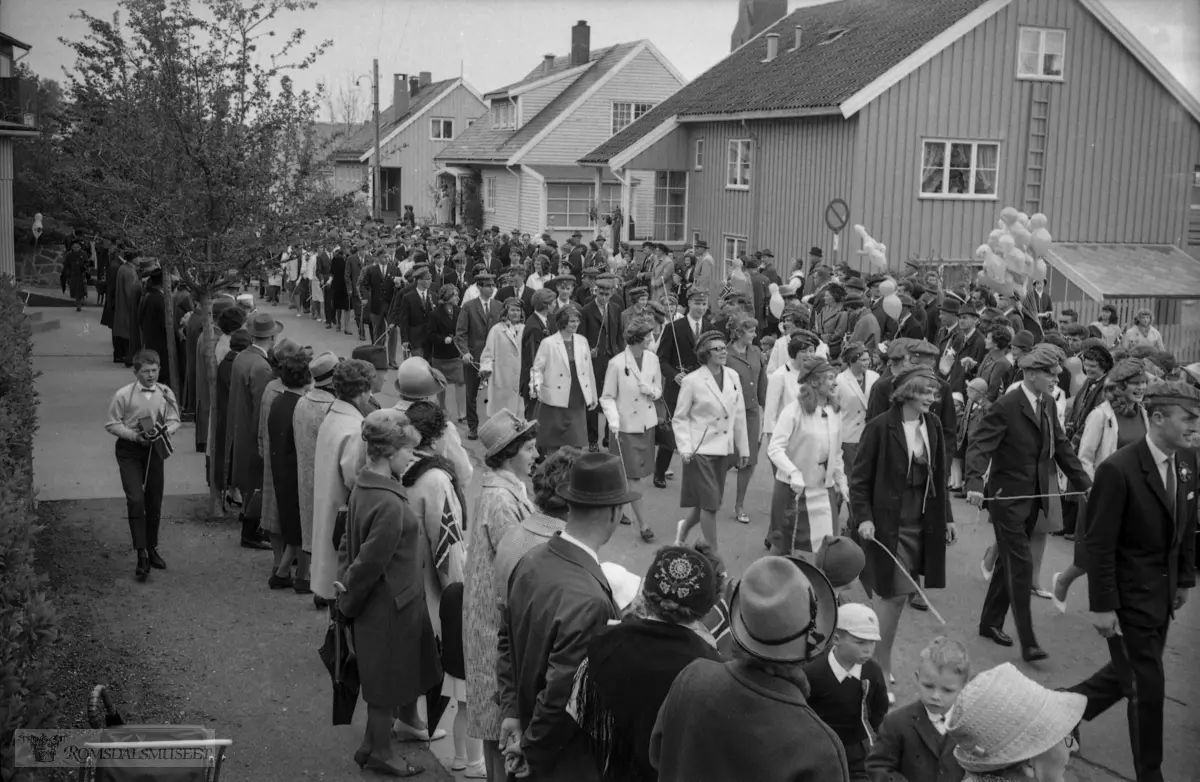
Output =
[
  {"x1": 520, "y1": 81, "x2": 573, "y2": 127},
  {"x1": 520, "y1": 172, "x2": 544, "y2": 234},
  {"x1": 851, "y1": 0, "x2": 1200, "y2": 271},
  {"x1": 480, "y1": 165, "x2": 521, "y2": 233},
  {"x1": 525, "y1": 47, "x2": 684, "y2": 166},
  {"x1": 378, "y1": 83, "x2": 487, "y2": 218}
]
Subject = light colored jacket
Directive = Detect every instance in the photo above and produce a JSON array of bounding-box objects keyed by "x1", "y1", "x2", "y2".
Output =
[
  {"x1": 531, "y1": 331, "x2": 598, "y2": 408},
  {"x1": 767, "y1": 401, "x2": 848, "y2": 497},
  {"x1": 1077, "y1": 400, "x2": 1150, "y2": 478},
  {"x1": 762, "y1": 365, "x2": 798, "y2": 436},
  {"x1": 834, "y1": 367, "x2": 879, "y2": 445},
  {"x1": 480, "y1": 321, "x2": 525, "y2": 420},
  {"x1": 672, "y1": 366, "x2": 749, "y2": 457},
  {"x1": 693, "y1": 252, "x2": 719, "y2": 303},
  {"x1": 310, "y1": 399, "x2": 366, "y2": 600},
  {"x1": 600, "y1": 348, "x2": 663, "y2": 434}
]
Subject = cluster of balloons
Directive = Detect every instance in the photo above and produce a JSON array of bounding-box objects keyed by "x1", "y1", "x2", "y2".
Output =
[
  {"x1": 974, "y1": 207, "x2": 1053, "y2": 299},
  {"x1": 854, "y1": 224, "x2": 888, "y2": 270}
]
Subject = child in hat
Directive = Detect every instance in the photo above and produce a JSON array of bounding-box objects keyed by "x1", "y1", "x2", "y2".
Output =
[{"x1": 803, "y1": 602, "x2": 890, "y2": 780}]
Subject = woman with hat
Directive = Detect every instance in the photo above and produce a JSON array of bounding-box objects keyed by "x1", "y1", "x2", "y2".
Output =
[
  {"x1": 600, "y1": 315, "x2": 663, "y2": 543},
  {"x1": 549, "y1": 273, "x2": 577, "y2": 318},
  {"x1": 725, "y1": 314, "x2": 768, "y2": 526},
  {"x1": 672, "y1": 330, "x2": 750, "y2": 552},
  {"x1": 336, "y1": 408, "x2": 439, "y2": 778},
  {"x1": 1122, "y1": 307, "x2": 1165, "y2": 352},
  {"x1": 531, "y1": 304, "x2": 598, "y2": 455},
  {"x1": 569, "y1": 546, "x2": 723, "y2": 782},
  {"x1": 213, "y1": 329, "x2": 251, "y2": 500},
  {"x1": 463, "y1": 410, "x2": 538, "y2": 775},
  {"x1": 767, "y1": 354, "x2": 848, "y2": 556},
  {"x1": 291, "y1": 351, "x2": 338, "y2": 595},
  {"x1": 430, "y1": 283, "x2": 467, "y2": 421},
  {"x1": 1051, "y1": 357, "x2": 1149, "y2": 613},
  {"x1": 946, "y1": 663, "x2": 1083, "y2": 781},
  {"x1": 849, "y1": 366, "x2": 955, "y2": 683},
  {"x1": 649, "y1": 555, "x2": 846, "y2": 781},
  {"x1": 480, "y1": 297, "x2": 527, "y2": 423},
  {"x1": 264, "y1": 351, "x2": 311, "y2": 589}
]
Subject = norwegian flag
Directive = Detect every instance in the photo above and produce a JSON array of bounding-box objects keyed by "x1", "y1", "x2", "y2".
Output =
[
  {"x1": 140, "y1": 417, "x2": 174, "y2": 460},
  {"x1": 433, "y1": 497, "x2": 463, "y2": 570}
]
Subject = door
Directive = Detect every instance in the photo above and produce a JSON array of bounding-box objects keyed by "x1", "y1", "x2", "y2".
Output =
[{"x1": 381, "y1": 168, "x2": 402, "y2": 214}]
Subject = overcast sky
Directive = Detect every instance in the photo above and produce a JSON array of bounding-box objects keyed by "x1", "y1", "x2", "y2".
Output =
[{"x1": 5, "y1": 0, "x2": 1198, "y2": 120}]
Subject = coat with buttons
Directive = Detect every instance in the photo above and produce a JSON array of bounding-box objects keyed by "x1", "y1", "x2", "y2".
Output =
[
  {"x1": 865, "y1": 701, "x2": 963, "y2": 782},
  {"x1": 600, "y1": 347, "x2": 663, "y2": 434},
  {"x1": 672, "y1": 366, "x2": 749, "y2": 458},
  {"x1": 531, "y1": 331, "x2": 598, "y2": 409}
]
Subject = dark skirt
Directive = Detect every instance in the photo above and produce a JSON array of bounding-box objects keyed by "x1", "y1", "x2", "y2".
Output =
[
  {"x1": 536, "y1": 362, "x2": 588, "y2": 451},
  {"x1": 431, "y1": 356, "x2": 465, "y2": 385},
  {"x1": 768, "y1": 480, "x2": 837, "y2": 555},
  {"x1": 611, "y1": 429, "x2": 654, "y2": 481},
  {"x1": 742, "y1": 408, "x2": 762, "y2": 468},
  {"x1": 861, "y1": 462, "x2": 927, "y2": 599},
  {"x1": 680, "y1": 454, "x2": 732, "y2": 510},
  {"x1": 268, "y1": 392, "x2": 303, "y2": 547}
]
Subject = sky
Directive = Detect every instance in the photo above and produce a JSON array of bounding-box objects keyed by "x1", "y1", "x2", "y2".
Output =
[{"x1": 4, "y1": 0, "x2": 1199, "y2": 121}]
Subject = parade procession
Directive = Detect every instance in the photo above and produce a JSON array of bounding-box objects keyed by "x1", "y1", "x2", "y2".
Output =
[{"x1": 4, "y1": 0, "x2": 1200, "y2": 780}]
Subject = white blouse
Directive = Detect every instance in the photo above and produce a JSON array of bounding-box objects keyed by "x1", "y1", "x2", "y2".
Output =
[{"x1": 902, "y1": 418, "x2": 930, "y2": 465}]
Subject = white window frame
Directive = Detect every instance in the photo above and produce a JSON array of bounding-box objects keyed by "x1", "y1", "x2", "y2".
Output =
[
  {"x1": 546, "y1": 182, "x2": 596, "y2": 229},
  {"x1": 694, "y1": 138, "x2": 705, "y2": 171},
  {"x1": 483, "y1": 176, "x2": 497, "y2": 213},
  {"x1": 1017, "y1": 27, "x2": 1066, "y2": 81},
  {"x1": 722, "y1": 235, "x2": 748, "y2": 280},
  {"x1": 491, "y1": 100, "x2": 515, "y2": 130},
  {"x1": 652, "y1": 171, "x2": 687, "y2": 242},
  {"x1": 599, "y1": 183, "x2": 621, "y2": 216},
  {"x1": 919, "y1": 139, "x2": 1000, "y2": 200},
  {"x1": 611, "y1": 101, "x2": 654, "y2": 136},
  {"x1": 726, "y1": 139, "x2": 751, "y2": 190},
  {"x1": 430, "y1": 118, "x2": 454, "y2": 140},
  {"x1": 1191, "y1": 165, "x2": 1200, "y2": 210}
]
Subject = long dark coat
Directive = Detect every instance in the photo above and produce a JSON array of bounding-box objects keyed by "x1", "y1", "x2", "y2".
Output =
[
  {"x1": 213, "y1": 347, "x2": 242, "y2": 491},
  {"x1": 111, "y1": 262, "x2": 142, "y2": 340},
  {"x1": 850, "y1": 405, "x2": 953, "y2": 591},
  {"x1": 60, "y1": 249, "x2": 90, "y2": 301},
  {"x1": 227, "y1": 346, "x2": 273, "y2": 498},
  {"x1": 100, "y1": 258, "x2": 124, "y2": 328},
  {"x1": 337, "y1": 469, "x2": 442, "y2": 707},
  {"x1": 267, "y1": 388, "x2": 303, "y2": 545},
  {"x1": 138, "y1": 288, "x2": 172, "y2": 385}
]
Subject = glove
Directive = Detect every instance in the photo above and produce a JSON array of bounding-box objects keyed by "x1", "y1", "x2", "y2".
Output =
[
  {"x1": 638, "y1": 383, "x2": 655, "y2": 397},
  {"x1": 606, "y1": 415, "x2": 619, "y2": 432}
]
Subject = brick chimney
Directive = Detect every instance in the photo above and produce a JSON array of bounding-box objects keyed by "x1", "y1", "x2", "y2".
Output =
[
  {"x1": 393, "y1": 74, "x2": 410, "y2": 117},
  {"x1": 543, "y1": 54, "x2": 555, "y2": 76},
  {"x1": 419, "y1": 71, "x2": 432, "y2": 88},
  {"x1": 570, "y1": 21, "x2": 590, "y2": 67},
  {"x1": 409, "y1": 75, "x2": 420, "y2": 97}
]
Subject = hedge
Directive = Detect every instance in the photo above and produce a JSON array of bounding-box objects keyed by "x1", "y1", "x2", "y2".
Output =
[{"x1": 0, "y1": 275, "x2": 59, "y2": 781}]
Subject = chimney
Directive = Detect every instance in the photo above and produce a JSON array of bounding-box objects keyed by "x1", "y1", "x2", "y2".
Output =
[
  {"x1": 765, "y1": 32, "x2": 779, "y2": 61},
  {"x1": 393, "y1": 74, "x2": 410, "y2": 117},
  {"x1": 409, "y1": 75, "x2": 420, "y2": 97},
  {"x1": 419, "y1": 71, "x2": 432, "y2": 88},
  {"x1": 794, "y1": 25, "x2": 803, "y2": 50},
  {"x1": 543, "y1": 54, "x2": 555, "y2": 76},
  {"x1": 570, "y1": 20, "x2": 590, "y2": 67}
]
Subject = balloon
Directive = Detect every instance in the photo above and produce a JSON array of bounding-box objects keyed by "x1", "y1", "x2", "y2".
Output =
[
  {"x1": 1017, "y1": 211, "x2": 1030, "y2": 228},
  {"x1": 1004, "y1": 247, "x2": 1026, "y2": 275},
  {"x1": 998, "y1": 234, "x2": 1015, "y2": 254},
  {"x1": 1000, "y1": 207, "x2": 1019, "y2": 226},
  {"x1": 975, "y1": 270, "x2": 993, "y2": 290},
  {"x1": 1032, "y1": 257, "x2": 1048, "y2": 283},
  {"x1": 1030, "y1": 227, "x2": 1053, "y2": 256},
  {"x1": 987, "y1": 229, "x2": 1003, "y2": 253},
  {"x1": 983, "y1": 252, "x2": 1005, "y2": 281},
  {"x1": 1029, "y1": 213, "x2": 1048, "y2": 231},
  {"x1": 869, "y1": 249, "x2": 887, "y2": 270},
  {"x1": 768, "y1": 283, "x2": 784, "y2": 318},
  {"x1": 879, "y1": 279, "x2": 897, "y2": 297},
  {"x1": 1010, "y1": 223, "x2": 1031, "y2": 248},
  {"x1": 975, "y1": 244, "x2": 991, "y2": 261},
  {"x1": 882, "y1": 294, "x2": 902, "y2": 320}
]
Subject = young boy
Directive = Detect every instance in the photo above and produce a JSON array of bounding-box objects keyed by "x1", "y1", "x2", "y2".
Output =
[
  {"x1": 865, "y1": 636, "x2": 967, "y2": 782},
  {"x1": 105, "y1": 349, "x2": 180, "y2": 582},
  {"x1": 803, "y1": 602, "x2": 890, "y2": 781}
]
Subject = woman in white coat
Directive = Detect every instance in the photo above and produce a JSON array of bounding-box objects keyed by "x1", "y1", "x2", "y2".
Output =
[
  {"x1": 767, "y1": 354, "x2": 848, "y2": 556},
  {"x1": 600, "y1": 315, "x2": 663, "y2": 543},
  {"x1": 672, "y1": 330, "x2": 750, "y2": 553},
  {"x1": 310, "y1": 359, "x2": 376, "y2": 605},
  {"x1": 834, "y1": 341, "x2": 879, "y2": 486},
  {"x1": 480, "y1": 297, "x2": 525, "y2": 421},
  {"x1": 530, "y1": 304, "x2": 597, "y2": 455}
]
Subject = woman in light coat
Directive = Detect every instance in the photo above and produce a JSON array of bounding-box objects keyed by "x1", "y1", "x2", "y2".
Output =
[
  {"x1": 310, "y1": 359, "x2": 375, "y2": 605},
  {"x1": 531, "y1": 305, "x2": 597, "y2": 454},
  {"x1": 1121, "y1": 307, "x2": 1165, "y2": 351},
  {"x1": 480, "y1": 297, "x2": 526, "y2": 421},
  {"x1": 600, "y1": 315, "x2": 663, "y2": 542},
  {"x1": 672, "y1": 330, "x2": 750, "y2": 553},
  {"x1": 834, "y1": 342, "x2": 879, "y2": 483}
]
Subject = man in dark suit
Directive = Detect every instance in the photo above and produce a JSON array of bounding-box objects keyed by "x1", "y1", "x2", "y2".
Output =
[
  {"x1": 497, "y1": 266, "x2": 535, "y2": 320},
  {"x1": 580, "y1": 277, "x2": 625, "y2": 450},
  {"x1": 1067, "y1": 381, "x2": 1198, "y2": 782},
  {"x1": 395, "y1": 265, "x2": 434, "y2": 359},
  {"x1": 454, "y1": 272, "x2": 504, "y2": 439},
  {"x1": 344, "y1": 246, "x2": 365, "y2": 341},
  {"x1": 896, "y1": 295, "x2": 925, "y2": 340},
  {"x1": 654, "y1": 287, "x2": 712, "y2": 487},
  {"x1": 521, "y1": 289, "x2": 556, "y2": 421},
  {"x1": 945, "y1": 303, "x2": 987, "y2": 394},
  {"x1": 567, "y1": 233, "x2": 586, "y2": 282},
  {"x1": 744, "y1": 255, "x2": 770, "y2": 337},
  {"x1": 966, "y1": 344, "x2": 1091, "y2": 661},
  {"x1": 428, "y1": 253, "x2": 458, "y2": 294},
  {"x1": 497, "y1": 453, "x2": 635, "y2": 782}
]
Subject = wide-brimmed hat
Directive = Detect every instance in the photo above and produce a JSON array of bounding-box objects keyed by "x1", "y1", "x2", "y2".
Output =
[
  {"x1": 694, "y1": 239, "x2": 709, "y2": 250},
  {"x1": 394, "y1": 356, "x2": 447, "y2": 400},
  {"x1": 479, "y1": 409, "x2": 537, "y2": 459},
  {"x1": 246, "y1": 312, "x2": 282, "y2": 339},
  {"x1": 555, "y1": 452, "x2": 642, "y2": 507},
  {"x1": 957, "y1": 302, "x2": 979, "y2": 318},
  {"x1": 947, "y1": 662, "x2": 1086, "y2": 772},
  {"x1": 730, "y1": 555, "x2": 836, "y2": 663}
]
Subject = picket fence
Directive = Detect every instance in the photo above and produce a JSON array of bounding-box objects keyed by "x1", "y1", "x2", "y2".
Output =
[{"x1": 1052, "y1": 298, "x2": 1200, "y2": 363}]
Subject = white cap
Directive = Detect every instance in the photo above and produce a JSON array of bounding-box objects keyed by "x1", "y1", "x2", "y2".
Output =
[
  {"x1": 836, "y1": 602, "x2": 881, "y2": 641},
  {"x1": 600, "y1": 562, "x2": 642, "y2": 611}
]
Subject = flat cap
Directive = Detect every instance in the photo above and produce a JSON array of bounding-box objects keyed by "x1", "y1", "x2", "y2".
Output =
[
  {"x1": 907, "y1": 339, "x2": 940, "y2": 358},
  {"x1": 1018, "y1": 343, "x2": 1066, "y2": 371},
  {"x1": 1107, "y1": 358, "x2": 1146, "y2": 385},
  {"x1": 1145, "y1": 379, "x2": 1200, "y2": 415},
  {"x1": 886, "y1": 338, "x2": 912, "y2": 360},
  {"x1": 1013, "y1": 330, "x2": 1037, "y2": 350}
]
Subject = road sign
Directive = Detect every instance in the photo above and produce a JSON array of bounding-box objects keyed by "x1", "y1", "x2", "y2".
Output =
[{"x1": 824, "y1": 198, "x2": 850, "y2": 233}]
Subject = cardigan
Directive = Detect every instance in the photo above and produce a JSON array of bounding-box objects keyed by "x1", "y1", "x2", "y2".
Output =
[{"x1": 768, "y1": 401, "x2": 848, "y2": 496}]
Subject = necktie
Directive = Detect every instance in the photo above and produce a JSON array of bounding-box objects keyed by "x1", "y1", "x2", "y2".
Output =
[
  {"x1": 693, "y1": 320, "x2": 699, "y2": 340},
  {"x1": 1165, "y1": 455, "x2": 1177, "y2": 520}
]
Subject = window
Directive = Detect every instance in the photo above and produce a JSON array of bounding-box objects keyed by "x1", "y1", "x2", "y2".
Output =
[
  {"x1": 653, "y1": 172, "x2": 687, "y2": 242},
  {"x1": 611, "y1": 101, "x2": 654, "y2": 136},
  {"x1": 1191, "y1": 165, "x2": 1200, "y2": 210},
  {"x1": 430, "y1": 118, "x2": 454, "y2": 140},
  {"x1": 920, "y1": 140, "x2": 999, "y2": 198},
  {"x1": 1018, "y1": 28, "x2": 1065, "y2": 80},
  {"x1": 599, "y1": 183, "x2": 621, "y2": 216},
  {"x1": 694, "y1": 138, "x2": 705, "y2": 171},
  {"x1": 484, "y1": 176, "x2": 497, "y2": 213},
  {"x1": 727, "y1": 139, "x2": 751, "y2": 189},
  {"x1": 546, "y1": 183, "x2": 595, "y2": 229},
  {"x1": 491, "y1": 100, "x2": 515, "y2": 129},
  {"x1": 722, "y1": 235, "x2": 748, "y2": 280}
]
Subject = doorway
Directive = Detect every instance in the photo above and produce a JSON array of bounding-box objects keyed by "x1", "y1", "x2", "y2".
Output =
[{"x1": 381, "y1": 168, "x2": 402, "y2": 215}]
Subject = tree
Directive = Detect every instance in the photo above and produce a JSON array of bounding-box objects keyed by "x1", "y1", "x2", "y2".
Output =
[
  {"x1": 50, "y1": 0, "x2": 353, "y2": 514},
  {"x1": 322, "y1": 74, "x2": 367, "y2": 130}
]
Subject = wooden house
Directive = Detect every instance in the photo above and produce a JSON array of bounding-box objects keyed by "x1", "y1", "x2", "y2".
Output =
[
  {"x1": 433, "y1": 21, "x2": 685, "y2": 244},
  {"x1": 0, "y1": 30, "x2": 37, "y2": 278}
]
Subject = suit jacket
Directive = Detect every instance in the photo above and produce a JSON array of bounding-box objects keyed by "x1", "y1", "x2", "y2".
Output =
[
  {"x1": 497, "y1": 535, "x2": 617, "y2": 780},
  {"x1": 498, "y1": 284, "x2": 535, "y2": 319},
  {"x1": 865, "y1": 701, "x2": 963, "y2": 782},
  {"x1": 521, "y1": 312, "x2": 550, "y2": 404},
  {"x1": 397, "y1": 289, "x2": 435, "y2": 352},
  {"x1": 965, "y1": 386, "x2": 1091, "y2": 524},
  {"x1": 672, "y1": 366, "x2": 750, "y2": 457},
  {"x1": 454, "y1": 296, "x2": 504, "y2": 360},
  {"x1": 429, "y1": 264, "x2": 458, "y2": 294},
  {"x1": 531, "y1": 331, "x2": 598, "y2": 408},
  {"x1": 579, "y1": 299, "x2": 624, "y2": 363},
  {"x1": 657, "y1": 316, "x2": 712, "y2": 408},
  {"x1": 345, "y1": 252, "x2": 362, "y2": 299},
  {"x1": 358, "y1": 263, "x2": 390, "y2": 316},
  {"x1": 897, "y1": 315, "x2": 924, "y2": 341},
  {"x1": 1086, "y1": 440, "x2": 1197, "y2": 628}
]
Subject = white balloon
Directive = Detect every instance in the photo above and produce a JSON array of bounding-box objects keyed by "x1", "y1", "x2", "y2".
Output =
[
  {"x1": 882, "y1": 294, "x2": 902, "y2": 320},
  {"x1": 768, "y1": 284, "x2": 785, "y2": 318}
]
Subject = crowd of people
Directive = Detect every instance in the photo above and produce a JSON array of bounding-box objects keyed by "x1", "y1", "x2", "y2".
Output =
[{"x1": 99, "y1": 219, "x2": 1199, "y2": 782}]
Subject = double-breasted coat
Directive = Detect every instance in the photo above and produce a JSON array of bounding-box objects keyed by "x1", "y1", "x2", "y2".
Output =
[
  {"x1": 530, "y1": 331, "x2": 598, "y2": 408},
  {"x1": 672, "y1": 367, "x2": 749, "y2": 458},
  {"x1": 311, "y1": 399, "x2": 366, "y2": 600},
  {"x1": 292, "y1": 387, "x2": 336, "y2": 552},
  {"x1": 266, "y1": 388, "x2": 304, "y2": 544},
  {"x1": 480, "y1": 321, "x2": 525, "y2": 419},
  {"x1": 227, "y1": 345, "x2": 273, "y2": 499}
]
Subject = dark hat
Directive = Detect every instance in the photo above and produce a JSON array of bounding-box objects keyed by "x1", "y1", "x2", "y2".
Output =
[
  {"x1": 147, "y1": 267, "x2": 164, "y2": 285},
  {"x1": 865, "y1": 274, "x2": 886, "y2": 286},
  {"x1": 555, "y1": 452, "x2": 642, "y2": 507},
  {"x1": 1060, "y1": 323, "x2": 1089, "y2": 338},
  {"x1": 886, "y1": 338, "x2": 912, "y2": 360},
  {"x1": 957, "y1": 302, "x2": 980, "y2": 318},
  {"x1": 1106, "y1": 357, "x2": 1146, "y2": 385},
  {"x1": 841, "y1": 341, "x2": 867, "y2": 365},
  {"x1": 843, "y1": 277, "x2": 866, "y2": 293},
  {"x1": 809, "y1": 247, "x2": 823, "y2": 258},
  {"x1": 686, "y1": 286, "x2": 710, "y2": 302},
  {"x1": 796, "y1": 354, "x2": 834, "y2": 383},
  {"x1": 843, "y1": 292, "x2": 866, "y2": 309},
  {"x1": 759, "y1": 248, "x2": 775, "y2": 258},
  {"x1": 473, "y1": 272, "x2": 496, "y2": 284},
  {"x1": 815, "y1": 536, "x2": 866, "y2": 589},
  {"x1": 980, "y1": 306, "x2": 1006, "y2": 322},
  {"x1": 731, "y1": 556, "x2": 836, "y2": 663},
  {"x1": 790, "y1": 328, "x2": 819, "y2": 348},
  {"x1": 549, "y1": 273, "x2": 576, "y2": 288},
  {"x1": 939, "y1": 299, "x2": 962, "y2": 314},
  {"x1": 898, "y1": 293, "x2": 916, "y2": 309},
  {"x1": 695, "y1": 330, "x2": 727, "y2": 354},
  {"x1": 571, "y1": 231, "x2": 583, "y2": 238},
  {"x1": 643, "y1": 546, "x2": 718, "y2": 617},
  {"x1": 1013, "y1": 330, "x2": 1037, "y2": 350},
  {"x1": 582, "y1": 266, "x2": 601, "y2": 278},
  {"x1": 627, "y1": 285, "x2": 649, "y2": 300},
  {"x1": 229, "y1": 330, "x2": 253, "y2": 351},
  {"x1": 351, "y1": 345, "x2": 389, "y2": 371},
  {"x1": 246, "y1": 312, "x2": 283, "y2": 339},
  {"x1": 411, "y1": 263, "x2": 431, "y2": 280},
  {"x1": 695, "y1": 239, "x2": 709, "y2": 249},
  {"x1": 1018, "y1": 343, "x2": 1066, "y2": 371},
  {"x1": 1145, "y1": 379, "x2": 1200, "y2": 415}
]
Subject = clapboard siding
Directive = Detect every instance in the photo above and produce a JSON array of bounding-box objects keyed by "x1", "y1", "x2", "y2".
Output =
[
  {"x1": 519, "y1": 171, "x2": 543, "y2": 234},
  {"x1": 525, "y1": 47, "x2": 683, "y2": 166},
  {"x1": 520, "y1": 81, "x2": 572, "y2": 126},
  {"x1": 480, "y1": 165, "x2": 520, "y2": 233}
]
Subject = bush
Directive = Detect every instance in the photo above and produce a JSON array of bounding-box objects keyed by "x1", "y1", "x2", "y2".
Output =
[{"x1": 0, "y1": 275, "x2": 59, "y2": 780}]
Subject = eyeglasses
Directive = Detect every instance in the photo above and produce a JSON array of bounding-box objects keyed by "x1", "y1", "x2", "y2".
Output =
[{"x1": 709, "y1": 345, "x2": 729, "y2": 352}]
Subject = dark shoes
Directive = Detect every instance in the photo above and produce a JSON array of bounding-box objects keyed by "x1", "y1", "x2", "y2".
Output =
[
  {"x1": 1022, "y1": 645, "x2": 1049, "y2": 662},
  {"x1": 135, "y1": 552, "x2": 150, "y2": 581},
  {"x1": 268, "y1": 574, "x2": 293, "y2": 590},
  {"x1": 314, "y1": 595, "x2": 330, "y2": 609},
  {"x1": 147, "y1": 549, "x2": 166, "y2": 569},
  {"x1": 241, "y1": 536, "x2": 270, "y2": 550},
  {"x1": 292, "y1": 579, "x2": 312, "y2": 595},
  {"x1": 653, "y1": 477, "x2": 667, "y2": 489},
  {"x1": 588, "y1": 442, "x2": 600, "y2": 453},
  {"x1": 979, "y1": 626, "x2": 1014, "y2": 647},
  {"x1": 908, "y1": 593, "x2": 928, "y2": 612},
  {"x1": 467, "y1": 428, "x2": 479, "y2": 441}
]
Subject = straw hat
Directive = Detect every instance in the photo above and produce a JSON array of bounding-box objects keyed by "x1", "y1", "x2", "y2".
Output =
[
  {"x1": 308, "y1": 351, "x2": 338, "y2": 389},
  {"x1": 478, "y1": 409, "x2": 537, "y2": 460},
  {"x1": 394, "y1": 356, "x2": 447, "y2": 401},
  {"x1": 946, "y1": 662, "x2": 1085, "y2": 772}
]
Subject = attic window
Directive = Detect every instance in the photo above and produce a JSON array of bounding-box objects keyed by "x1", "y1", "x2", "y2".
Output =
[{"x1": 820, "y1": 28, "x2": 850, "y2": 45}]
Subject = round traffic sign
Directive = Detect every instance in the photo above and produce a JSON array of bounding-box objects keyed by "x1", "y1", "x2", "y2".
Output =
[{"x1": 825, "y1": 198, "x2": 849, "y2": 233}]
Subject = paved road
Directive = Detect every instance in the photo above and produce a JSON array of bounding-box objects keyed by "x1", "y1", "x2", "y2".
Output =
[{"x1": 30, "y1": 298, "x2": 1200, "y2": 780}]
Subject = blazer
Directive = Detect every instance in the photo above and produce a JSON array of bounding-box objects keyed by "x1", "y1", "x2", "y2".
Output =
[
  {"x1": 672, "y1": 367, "x2": 750, "y2": 458},
  {"x1": 396, "y1": 288, "x2": 435, "y2": 352},
  {"x1": 865, "y1": 701, "x2": 963, "y2": 782},
  {"x1": 428, "y1": 304, "x2": 461, "y2": 360},
  {"x1": 497, "y1": 535, "x2": 617, "y2": 780},
  {"x1": 897, "y1": 315, "x2": 924, "y2": 341},
  {"x1": 429, "y1": 265, "x2": 458, "y2": 294},
  {"x1": 835, "y1": 368, "x2": 880, "y2": 445},
  {"x1": 1086, "y1": 440, "x2": 1197, "y2": 628},
  {"x1": 579, "y1": 298, "x2": 625, "y2": 363},
  {"x1": 520, "y1": 312, "x2": 551, "y2": 403},
  {"x1": 357, "y1": 263, "x2": 389, "y2": 316},
  {"x1": 531, "y1": 331, "x2": 598, "y2": 408},
  {"x1": 600, "y1": 348, "x2": 663, "y2": 434},
  {"x1": 498, "y1": 284, "x2": 535, "y2": 319},
  {"x1": 657, "y1": 315, "x2": 712, "y2": 408},
  {"x1": 454, "y1": 296, "x2": 505, "y2": 360},
  {"x1": 1077, "y1": 401, "x2": 1151, "y2": 478}
]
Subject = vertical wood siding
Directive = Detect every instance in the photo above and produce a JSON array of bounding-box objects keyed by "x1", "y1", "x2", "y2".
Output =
[
  {"x1": 0, "y1": 140, "x2": 12, "y2": 278},
  {"x1": 526, "y1": 48, "x2": 683, "y2": 166},
  {"x1": 852, "y1": 0, "x2": 1200, "y2": 272}
]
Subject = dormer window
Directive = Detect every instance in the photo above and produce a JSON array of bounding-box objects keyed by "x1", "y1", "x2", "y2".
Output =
[
  {"x1": 491, "y1": 99, "x2": 516, "y2": 129},
  {"x1": 1018, "y1": 27, "x2": 1065, "y2": 80}
]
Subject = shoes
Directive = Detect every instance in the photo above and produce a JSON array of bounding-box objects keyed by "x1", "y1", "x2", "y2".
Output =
[
  {"x1": 639, "y1": 527, "x2": 655, "y2": 543},
  {"x1": 135, "y1": 552, "x2": 150, "y2": 581},
  {"x1": 147, "y1": 549, "x2": 166, "y2": 569},
  {"x1": 665, "y1": 470, "x2": 676, "y2": 479},
  {"x1": 1051, "y1": 572, "x2": 1068, "y2": 614},
  {"x1": 979, "y1": 626, "x2": 1013, "y2": 647},
  {"x1": 1032, "y1": 587, "x2": 1053, "y2": 600},
  {"x1": 1022, "y1": 645, "x2": 1049, "y2": 662},
  {"x1": 451, "y1": 757, "x2": 469, "y2": 771},
  {"x1": 620, "y1": 515, "x2": 632, "y2": 525},
  {"x1": 361, "y1": 755, "x2": 423, "y2": 777},
  {"x1": 225, "y1": 492, "x2": 243, "y2": 508},
  {"x1": 240, "y1": 537, "x2": 270, "y2": 550},
  {"x1": 908, "y1": 594, "x2": 928, "y2": 612},
  {"x1": 388, "y1": 362, "x2": 399, "y2": 370},
  {"x1": 293, "y1": 578, "x2": 312, "y2": 595},
  {"x1": 391, "y1": 719, "x2": 446, "y2": 742},
  {"x1": 268, "y1": 574, "x2": 293, "y2": 589},
  {"x1": 463, "y1": 762, "x2": 487, "y2": 778},
  {"x1": 467, "y1": 428, "x2": 478, "y2": 441},
  {"x1": 313, "y1": 595, "x2": 330, "y2": 609},
  {"x1": 735, "y1": 511, "x2": 750, "y2": 524},
  {"x1": 588, "y1": 442, "x2": 599, "y2": 453},
  {"x1": 325, "y1": 324, "x2": 332, "y2": 329},
  {"x1": 653, "y1": 477, "x2": 667, "y2": 489}
]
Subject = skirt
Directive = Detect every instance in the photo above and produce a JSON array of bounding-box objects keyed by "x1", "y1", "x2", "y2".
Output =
[
  {"x1": 536, "y1": 364, "x2": 588, "y2": 451},
  {"x1": 680, "y1": 454, "x2": 732, "y2": 510},
  {"x1": 742, "y1": 408, "x2": 762, "y2": 468},
  {"x1": 768, "y1": 480, "x2": 836, "y2": 554},
  {"x1": 886, "y1": 486, "x2": 926, "y2": 598},
  {"x1": 441, "y1": 675, "x2": 466, "y2": 702},
  {"x1": 611, "y1": 429, "x2": 654, "y2": 481},
  {"x1": 431, "y1": 356, "x2": 465, "y2": 385}
]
